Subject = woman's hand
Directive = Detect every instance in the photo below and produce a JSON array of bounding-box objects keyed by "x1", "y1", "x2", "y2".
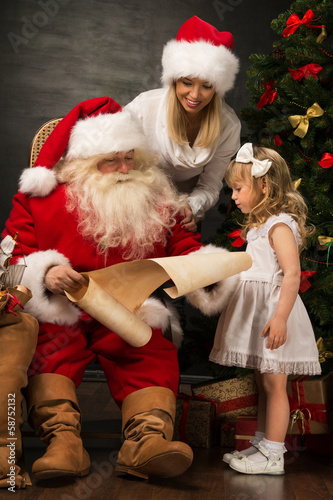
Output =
[
  {"x1": 180, "y1": 206, "x2": 197, "y2": 232},
  {"x1": 44, "y1": 265, "x2": 89, "y2": 295}
]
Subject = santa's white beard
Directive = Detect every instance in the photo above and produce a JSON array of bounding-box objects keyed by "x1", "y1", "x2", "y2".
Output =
[{"x1": 66, "y1": 169, "x2": 177, "y2": 260}]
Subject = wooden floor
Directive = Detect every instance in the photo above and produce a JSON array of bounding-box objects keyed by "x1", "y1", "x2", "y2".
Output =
[{"x1": 1, "y1": 381, "x2": 332, "y2": 500}]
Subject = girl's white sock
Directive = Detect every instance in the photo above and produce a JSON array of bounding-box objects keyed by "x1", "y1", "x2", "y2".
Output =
[
  {"x1": 248, "y1": 437, "x2": 285, "y2": 463},
  {"x1": 241, "y1": 430, "x2": 265, "y2": 456},
  {"x1": 255, "y1": 431, "x2": 265, "y2": 441}
]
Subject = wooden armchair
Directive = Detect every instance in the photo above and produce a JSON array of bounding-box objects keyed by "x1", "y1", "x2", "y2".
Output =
[{"x1": 29, "y1": 118, "x2": 62, "y2": 168}]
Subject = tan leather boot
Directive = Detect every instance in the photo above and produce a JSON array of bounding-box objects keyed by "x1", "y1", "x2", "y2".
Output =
[
  {"x1": 116, "y1": 386, "x2": 193, "y2": 479},
  {"x1": 27, "y1": 373, "x2": 90, "y2": 480},
  {"x1": 0, "y1": 307, "x2": 38, "y2": 489}
]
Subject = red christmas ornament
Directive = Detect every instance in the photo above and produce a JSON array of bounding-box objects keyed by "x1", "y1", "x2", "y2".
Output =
[
  {"x1": 256, "y1": 81, "x2": 277, "y2": 109},
  {"x1": 274, "y1": 135, "x2": 283, "y2": 146},
  {"x1": 283, "y1": 9, "x2": 324, "y2": 37},
  {"x1": 228, "y1": 229, "x2": 246, "y2": 247},
  {"x1": 288, "y1": 63, "x2": 323, "y2": 81},
  {"x1": 319, "y1": 153, "x2": 333, "y2": 169},
  {"x1": 300, "y1": 270, "x2": 317, "y2": 293}
]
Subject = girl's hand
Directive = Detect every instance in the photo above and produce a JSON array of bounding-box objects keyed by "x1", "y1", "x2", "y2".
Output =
[
  {"x1": 45, "y1": 265, "x2": 89, "y2": 295},
  {"x1": 179, "y1": 206, "x2": 197, "y2": 232},
  {"x1": 261, "y1": 316, "x2": 287, "y2": 350}
]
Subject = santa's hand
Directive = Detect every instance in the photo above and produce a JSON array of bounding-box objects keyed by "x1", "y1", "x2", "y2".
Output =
[
  {"x1": 44, "y1": 265, "x2": 89, "y2": 295},
  {"x1": 180, "y1": 206, "x2": 197, "y2": 232}
]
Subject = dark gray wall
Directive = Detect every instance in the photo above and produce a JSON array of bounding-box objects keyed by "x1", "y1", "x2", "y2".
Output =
[{"x1": 1, "y1": 0, "x2": 291, "y2": 237}]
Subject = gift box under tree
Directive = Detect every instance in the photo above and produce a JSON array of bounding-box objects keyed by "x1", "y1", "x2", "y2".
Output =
[
  {"x1": 173, "y1": 394, "x2": 218, "y2": 448},
  {"x1": 234, "y1": 415, "x2": 304, "y2": 452},
  {"x1": 191, "y1": 374, "x2": 258, "y2": 446},
  {"x1": 287, "y1": 373, "x2": 333, "y2": 435}
]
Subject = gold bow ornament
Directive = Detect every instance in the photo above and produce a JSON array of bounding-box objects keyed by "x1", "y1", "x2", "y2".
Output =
[
  {"x1": 318, "y1": 235, "x2": 333, "y2": 266},
  {"x1": 316, "y1": 337, "x2": 333, "y2": 364},
  {"x1": 318, "y1": 235, "x2": 333, "y2": 248},
  {"x1": 317, "y1": 27, "x2": 327, "y2": 44},
  {"x1": 288, "y1": 102, "x2": 324, "y2": 138},
  {"x1": 290, "y1": 408, "x2": 311, "y2": 434}
]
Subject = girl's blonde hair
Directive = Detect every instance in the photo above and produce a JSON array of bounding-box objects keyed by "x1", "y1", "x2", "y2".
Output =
[
  {"x1": 225, "y1": 145, "x2": 313, "y2": 251},
  {"x1": 166, "y1": 83, "x2": 222, "y2": 149}
]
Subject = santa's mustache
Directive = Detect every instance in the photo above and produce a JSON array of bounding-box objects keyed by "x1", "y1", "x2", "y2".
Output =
[
  {"x1": 109, "y1": 171, "x2": 132, "y2": 183},
  {"x1": 90, "y1": 169, "x2": 148, "y2": 188}
]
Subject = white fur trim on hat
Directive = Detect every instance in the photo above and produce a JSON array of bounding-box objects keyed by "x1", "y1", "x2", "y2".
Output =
[
  {"x1": 162, "y1": 40, "x2": 239, "y2": 96},
  {"x1": 66, "y1": 109, "x2": 147, "y2": 161},
  {"x1": 18, "y1": 250, "x2": 80, "y2": 325},
  {"x1": 185, "y1": 244, "x2": 240, "y2": 315},
  {"x1": 19, "y1": 167, "x2": 57, "y2": 197}
]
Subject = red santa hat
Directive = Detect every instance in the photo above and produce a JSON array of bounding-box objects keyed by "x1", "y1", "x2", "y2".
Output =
[
  {"x1": 19, "y1": 96, "x2": 141, "y2": 198},
  {"x1": 161, "y1": 16, "x2": 239, "y2": 96}
]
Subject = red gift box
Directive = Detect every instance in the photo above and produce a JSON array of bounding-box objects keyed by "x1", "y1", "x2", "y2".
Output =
[
  {"x1": 234, "y1": 415, "x2": 304, "y2": 452},
  {"x1": 192, "y1": 375, "x2": 258, "y2": 421},
  {"x1": 192, "y1": 375, "x2": 258, "y2": 447},
  {"x1": 287, "y1": 373, "x2": 333, "y2": 434},
  {"x1": 305, "y1": 433, "x2": 333, "y2": 456},
  {"x1": 234, "y1": 416, "x2": 257, "y2": 451}
]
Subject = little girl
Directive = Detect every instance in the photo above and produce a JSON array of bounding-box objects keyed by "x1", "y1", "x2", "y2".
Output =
[{"x1": 210, "y1": 143, "x2": 321, "y2": 475}]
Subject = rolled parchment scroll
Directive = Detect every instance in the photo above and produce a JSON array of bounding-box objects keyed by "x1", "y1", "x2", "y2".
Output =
[{"x1": 65, "y1": 251, "x2": 252, "y2": 347}]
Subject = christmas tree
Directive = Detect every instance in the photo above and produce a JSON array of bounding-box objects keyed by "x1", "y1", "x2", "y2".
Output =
[{"x1": 213, "y1": 0, "x2": 333, "y2": 376}]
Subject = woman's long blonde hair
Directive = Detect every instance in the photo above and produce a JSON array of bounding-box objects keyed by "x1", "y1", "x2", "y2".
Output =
[
  {"x1": 166, "y1": 83, "x2": 222, "y2": 149},
  {"x1": 225, "y1": 145, "x2": 313, "y2": 251}
]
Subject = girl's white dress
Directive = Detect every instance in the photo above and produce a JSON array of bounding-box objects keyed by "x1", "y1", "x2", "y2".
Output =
[{"x1": 210, "y1": 213, "x2": 321, "y2": 375}]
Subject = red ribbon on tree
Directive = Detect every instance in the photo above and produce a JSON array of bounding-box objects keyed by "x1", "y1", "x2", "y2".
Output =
[
  {"x1": 300, "y1": 270, "x2": 317, "y2": 293},
  {"x1": 319, "y1": 153, "x2": 333, "y2": 169},
  {"x1": 283, "y1": 9, "x2": 325, "y2": 37},
  {"x1": 228, "y1": 229, "x2": 246, "y2": 248},
  {"x1": 256, "y1": 81, "x2": 277, "y2": 109},
  {"x1": 289, "y1": 63, "x2": 323, "y2": 81}
]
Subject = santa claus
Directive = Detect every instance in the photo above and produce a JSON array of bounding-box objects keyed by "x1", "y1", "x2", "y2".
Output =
[{"x1": 3, "y1": 97, "x2": 235, "y2": 483}]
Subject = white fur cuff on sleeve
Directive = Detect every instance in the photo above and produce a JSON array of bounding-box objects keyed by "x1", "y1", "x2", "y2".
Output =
[
  {"x1": 185, "y1": 244, "x2": 240, "y2": 316},
  {"x1": 136, "y1": 297, "x2": 183, "y2": 349},
  {"x1": 18, "y1": 250, "x2": 80, "y2": 325}
]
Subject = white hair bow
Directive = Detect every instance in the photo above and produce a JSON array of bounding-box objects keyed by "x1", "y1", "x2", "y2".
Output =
[{"x1": 235, "y1": 143, "x2": 272, "y2": 178}]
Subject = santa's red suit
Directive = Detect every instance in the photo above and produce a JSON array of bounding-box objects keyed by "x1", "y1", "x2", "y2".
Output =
[
  {"x1": 4, "y1": 183, "x2": 203, "y2": 406},
  {"x1": 3, "y1": 97, "x2": 239, "y2": 481}
]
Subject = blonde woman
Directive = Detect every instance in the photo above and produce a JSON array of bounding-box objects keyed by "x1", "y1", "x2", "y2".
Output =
[{"x1": 125, "y1": 16, "x2": 241, "y2": 231}]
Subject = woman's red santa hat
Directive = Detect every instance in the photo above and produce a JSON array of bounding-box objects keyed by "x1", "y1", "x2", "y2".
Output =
[
  {"x1": 19, "y1": 97, "x2": 147, "y2": 198},
  {"x1": 161, "y1": 16, "x2": 239, "y2": 96}
]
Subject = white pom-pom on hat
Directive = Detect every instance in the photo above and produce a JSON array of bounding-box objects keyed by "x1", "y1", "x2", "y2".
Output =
[{"x1": 19, "y1": 166, "x2": 58, "y2": 198}]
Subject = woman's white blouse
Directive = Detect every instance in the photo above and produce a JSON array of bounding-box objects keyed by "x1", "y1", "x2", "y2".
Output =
[{"x1": 125, "y1": 88, "x2": 241, "y2": 220}]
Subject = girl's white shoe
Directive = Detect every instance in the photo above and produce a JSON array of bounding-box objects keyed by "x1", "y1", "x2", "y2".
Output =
[
  {"x1": 222, "y1": 449, "x2": 246, "y2": 464},
  {"x1": 229, "y1": 443, "x2": 285, "y2": 475},
  {"x1": 222, "y1": 436, "x2": 261, "y2": 464}
]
